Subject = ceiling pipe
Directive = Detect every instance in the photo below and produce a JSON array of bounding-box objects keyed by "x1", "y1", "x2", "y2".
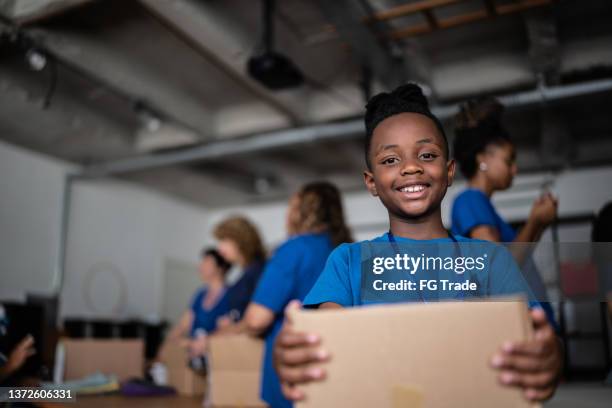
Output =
[{"x1": 83, "y1": 78, "x2": 612, "y2": 177}]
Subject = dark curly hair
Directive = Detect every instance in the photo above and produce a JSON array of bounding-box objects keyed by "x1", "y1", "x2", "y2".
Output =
[
  {"x1": 364, "y1": 83, "x2": 448, "y2": 169},
  {"x1": 453, "y1": 97, "x2": 512, "y2": 179},
  {"x1": 295, "y1": 181, "x2": 353, "y2": 247},
  {"x1": 201, "y1": 247, "x2": 231, "y2": 272}
]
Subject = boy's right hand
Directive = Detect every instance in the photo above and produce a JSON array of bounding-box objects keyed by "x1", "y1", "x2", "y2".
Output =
[{"x1": 273, "y1": 301, "x2": 331, "y2": 401}]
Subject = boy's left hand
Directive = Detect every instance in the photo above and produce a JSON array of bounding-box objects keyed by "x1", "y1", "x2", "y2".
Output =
[{"x1": 490, "y1": 308, "x2": 562, "y2": 402}]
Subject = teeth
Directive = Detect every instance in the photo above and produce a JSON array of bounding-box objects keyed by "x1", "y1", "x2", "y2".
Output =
[
  {"x1": 400, "y1": 185, "x2": 426, "y2": 193},
  {"x1": 400, "y1": 184, "x2": 425, "y2": 193}
]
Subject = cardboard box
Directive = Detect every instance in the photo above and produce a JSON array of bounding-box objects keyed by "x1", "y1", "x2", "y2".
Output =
[
  {"x1": 292, "y1": 301, "x2": 540, "y2": 408},
  {"x1": 62, "y1": 338, "x2": 144, "y2": 382},
  {"x1": 208, "y1": 334, "x2": 267, "y2": 407},
  {"x1": 158, "y1": 340, "x2": 207, "y2": 396}
]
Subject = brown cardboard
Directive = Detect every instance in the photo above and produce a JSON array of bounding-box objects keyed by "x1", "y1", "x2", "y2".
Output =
[
  {"x1": 292, "y1": 300, "x2": 541, "y2": 408},
  {"x1": 208, "y1": 334, "x2": 267, "y2": 407},
  {"x1": 158, "y1": 340, "x2": 207, "y2": 396},
  {"x1": 62, "y1": 338, "x2": 144, "y2": 382}
]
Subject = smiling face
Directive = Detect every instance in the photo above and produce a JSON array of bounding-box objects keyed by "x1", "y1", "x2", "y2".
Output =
[{"x1": 364, "y1": 112, "x2": 455, "y2": 220}]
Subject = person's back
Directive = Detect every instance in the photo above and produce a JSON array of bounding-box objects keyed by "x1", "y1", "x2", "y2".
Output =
[{"x1": 243, "y1": 181, "x2": 352, "y2": 408}]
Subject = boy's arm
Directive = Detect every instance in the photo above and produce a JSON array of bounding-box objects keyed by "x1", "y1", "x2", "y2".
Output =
[{"x1": 274, "y1": 301, "x2": 339, "y2": 401}]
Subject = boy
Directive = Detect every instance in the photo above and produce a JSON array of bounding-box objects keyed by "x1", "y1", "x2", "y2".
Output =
[{"x1": 273, "y1": 84, "x2": 562, "y2": 403}]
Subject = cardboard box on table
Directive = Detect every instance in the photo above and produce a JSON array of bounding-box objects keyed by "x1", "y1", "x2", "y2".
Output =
[
  {"x1": 158, "y1": 340, "x2": 207, "y2": 396},
  {"x1": 208, "y1": 334, "x2": 267, "y2": 407},
  {"x1": 62, "y1": 338, "x2": 144, "y2": 382},
  {"x1": 291, "y1": 300, "x2": 540, "y2": 408}
]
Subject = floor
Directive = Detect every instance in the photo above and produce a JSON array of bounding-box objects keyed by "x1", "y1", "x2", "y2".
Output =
[
  {"x1": 546, "y1": 382, "x2": 612, "y2": 408},
  {"x1": 43, "y1": 382, "x2": 612, "y2": 407}
]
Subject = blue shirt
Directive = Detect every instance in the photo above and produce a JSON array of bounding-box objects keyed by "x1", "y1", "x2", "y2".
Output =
[
  {"x1": 189, "y1": 287, "x2": 230, "y2": 336},
  {"x1": 304, "y1": 233, "x2": 534, "y2": 307},
  {"x1": 227, "y1": 260, "x2": 265, "y2": 319},
  {"x1": 252, "y1": 233, "x2": 334, "y2": 408},
  {"x1": 451, "y1": 188, "x2": 517, "y2": 242}
]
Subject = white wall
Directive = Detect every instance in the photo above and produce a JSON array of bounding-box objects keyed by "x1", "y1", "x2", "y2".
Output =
[
  {"x1": 0, "y1": 140, "x2": 74, "y2": 298},
  {"x1": 60, "y1": 179, "x2": 211, "y2": 321},
  {"x1": 0, "y1": 140, "x2": 212, "y2": 322}
]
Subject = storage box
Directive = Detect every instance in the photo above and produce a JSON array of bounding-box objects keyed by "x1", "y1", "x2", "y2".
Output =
[
  {"x1": 62, "y1": 338, "x2": 144, "y2": 382},
  {"x1": 208, "y1": 334, "x2": 266, "y2": 407},
  {"x1": 291, "y1": 300, "x2": 539, "y2": 408},
  {"x1": 158, "y1": 340, "x2": 207, "y2": 396}
]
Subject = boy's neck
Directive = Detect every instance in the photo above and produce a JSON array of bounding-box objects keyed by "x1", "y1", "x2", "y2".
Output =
[{"x1": 388, "y1": 210, "x2": 449, "y2": 240}]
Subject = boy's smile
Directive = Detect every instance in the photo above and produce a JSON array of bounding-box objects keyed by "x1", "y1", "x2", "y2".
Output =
[{"x1": 364, "y1": 112, "x2": 455, "y2": 221}]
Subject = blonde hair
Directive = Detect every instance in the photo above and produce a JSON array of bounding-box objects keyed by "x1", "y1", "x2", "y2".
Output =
[{"x1": 213, "y1": 216, "x2": 265, "y2": 265}]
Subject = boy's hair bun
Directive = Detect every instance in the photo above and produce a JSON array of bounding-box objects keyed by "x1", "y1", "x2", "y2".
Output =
[
  {"x1": 393, "y1": 83, "x2": 430, "y2": 108},
  {"x1": 364, "y1": 83, "x2": 447, "y2": 169}
]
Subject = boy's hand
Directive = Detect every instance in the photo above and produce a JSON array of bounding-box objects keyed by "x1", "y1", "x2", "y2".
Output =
[
  {"x1": 490, "y1": 308, "x2": 562, "y2": 402},
  {"x1": 274, "y1": 301, "x2": 330, "y2": 401}
]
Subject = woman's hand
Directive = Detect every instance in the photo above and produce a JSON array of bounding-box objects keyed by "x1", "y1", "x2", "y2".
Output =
[
  {"x1": 188, "y1": 334, "x2": 208, "y2": 358},
  {"x1": 490, "y1": 308, "x2": 562, "y2": 402},
  {"x1": 274, "y1": 301, "x2": 330, "y2": 401},
  {"x1": 1, "y1": 335, "x2": 35, "y2": 379},
  {"x1": 529, "y1": 192, "x2": 558, "y2": 228}
]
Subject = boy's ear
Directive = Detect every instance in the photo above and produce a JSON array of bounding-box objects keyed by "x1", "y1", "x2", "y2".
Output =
[
  {"x1": 447, "y1": 159, "x2": 456, "y2": 187},
  {"x1": 363, "y1": 170, "x2": 378, "y2": 197}
]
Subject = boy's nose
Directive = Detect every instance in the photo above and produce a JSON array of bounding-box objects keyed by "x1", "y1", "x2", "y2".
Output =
[{"x1": 400, "y1": 159, "x2": 424, "y2": 175}]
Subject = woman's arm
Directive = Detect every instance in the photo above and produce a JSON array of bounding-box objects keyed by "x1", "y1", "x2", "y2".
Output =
[
  {"x1": 243, "y1": 303, "x2": 275, "y2": 337},
  {"x1": 166, "y1": 310, "x2": 194, "y2": 341}
]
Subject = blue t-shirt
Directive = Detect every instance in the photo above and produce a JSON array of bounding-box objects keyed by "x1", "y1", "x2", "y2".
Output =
[
  {"x1": 226, "y1": 260, "x2": 265, "y2": 319},
  {"x1": 189, "y1": 287, "x2": 230, "y2": 337},
  {"x1": 451, "y1": 188, "x2": 517, "y2": 242},
  {"x1": 252, "y1": 233, "x2": 334, "y2": 408},
  {"x1": 304, "y1": 233, "x2": 534, "y2": 307},
  {"x1": 303, "y1": 233, "x2": 557, "y2": 330}
]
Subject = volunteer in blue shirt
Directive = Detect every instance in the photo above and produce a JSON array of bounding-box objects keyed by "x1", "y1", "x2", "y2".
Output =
[
  {"x1": 214, "y1": 216, "x2": 266, "y2": 322},
  {"x1": 165, "y1": 248, "x2": 231, "y2": 357},
  {"x1": 450, "y1": 97, "x2": 557, "y2": 243},
  {"x1": 273, "y1": 84, "x2": 563, "y2": 404},
  {"x1": 243, "y1": 182, "x2": 353, "y2": 408}
]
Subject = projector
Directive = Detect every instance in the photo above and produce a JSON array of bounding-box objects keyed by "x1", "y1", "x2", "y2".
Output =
[{"x1": 247, "y1": 51, "x2": 304, "y2": 90}]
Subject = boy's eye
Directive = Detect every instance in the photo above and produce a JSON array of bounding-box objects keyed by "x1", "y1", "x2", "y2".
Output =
[
  {"x1": 419, "y1": 152, "x2": 438, "y2": 161},
  {"x1": 381, "y1": 157, "x2": 399, "y2": 165}
]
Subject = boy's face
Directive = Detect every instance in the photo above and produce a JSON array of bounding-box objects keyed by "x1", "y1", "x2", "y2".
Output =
[{"x1": 364, "y1": 112, "x2": 455, "y2": 220}]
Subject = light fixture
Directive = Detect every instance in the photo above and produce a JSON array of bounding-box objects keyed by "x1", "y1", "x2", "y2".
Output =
[{"x1": 26, "y1": 48, "x2": 47, "y2": 71}]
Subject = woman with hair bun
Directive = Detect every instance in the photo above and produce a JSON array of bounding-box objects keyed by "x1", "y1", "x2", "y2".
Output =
[{"x1": 451, "y1": 97, "x2": 557, "y2": 243}]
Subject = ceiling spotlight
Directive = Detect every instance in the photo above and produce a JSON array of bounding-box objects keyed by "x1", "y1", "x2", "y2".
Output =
[
  {"x1": 134, "y1": 100, "x2": 163, "y2": 132},
  {"x1": 26, "y1": 49, "x2": 47, "y2": 71},
  {"x1": 145, "y1": 115, "x2": 162, "y2": 132}
]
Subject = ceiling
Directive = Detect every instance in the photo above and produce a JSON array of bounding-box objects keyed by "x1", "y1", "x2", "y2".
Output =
[{"x1": 1, "y1": 0, "x2": 612, "y2": 207}]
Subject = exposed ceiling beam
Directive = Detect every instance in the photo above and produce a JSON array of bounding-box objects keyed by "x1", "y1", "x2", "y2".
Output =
[
  {"x1": 138, "y1": 0, "x2": 308, "y2": 126},
  {"x1": 383, "y1": 0, "x2": 554, "y2": 40},
  {"x1": 314, "y1": 0, "x2": 403, "y2": 90},
  {"x1": 81, "y1": 79, "x2": 612, "y2": 178},
  {"x1": 26, "y1": 26, "x2": 215, "y2": 137},
  {"x1": 0, "y1": 0, "x2": 91, "y2": 25}
]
